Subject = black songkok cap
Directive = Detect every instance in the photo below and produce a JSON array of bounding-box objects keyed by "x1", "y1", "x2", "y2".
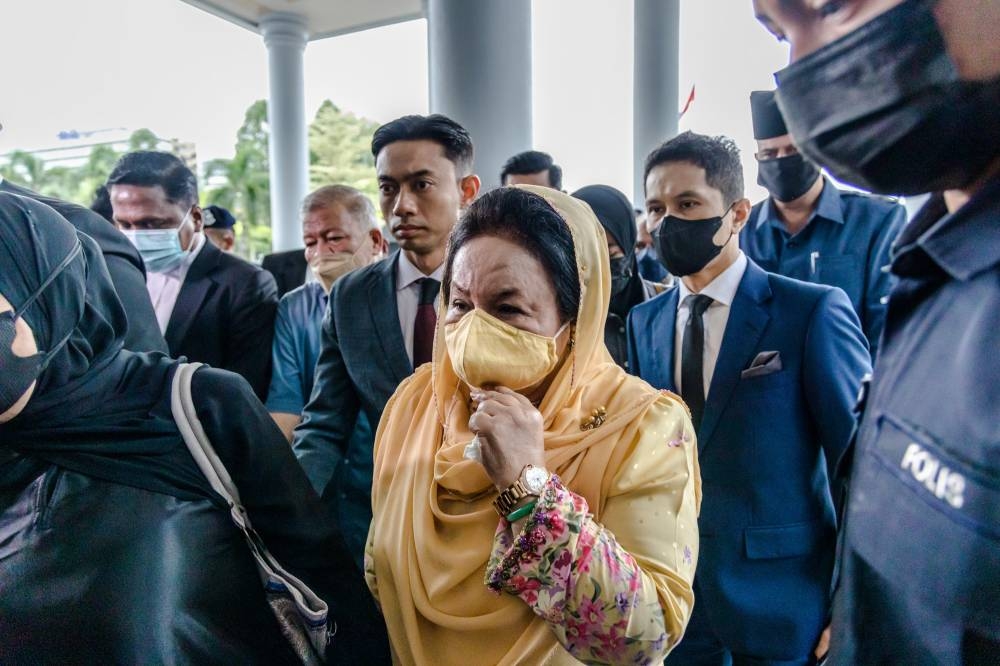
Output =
[{"x1": 750, "y1": 90, "x2": 788, "y2": 140}]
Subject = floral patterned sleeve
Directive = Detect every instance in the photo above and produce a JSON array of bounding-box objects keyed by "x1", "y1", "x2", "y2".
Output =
[{"x1": 484, "y1": 394, "x2": 700, "y2": 665}]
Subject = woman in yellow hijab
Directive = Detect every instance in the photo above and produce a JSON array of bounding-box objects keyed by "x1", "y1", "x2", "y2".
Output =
[{"x1": 366, "y1": 186, "x2": 701, "y2": 665}]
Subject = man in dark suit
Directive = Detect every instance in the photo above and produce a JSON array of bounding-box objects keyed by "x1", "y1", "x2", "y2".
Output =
[
  {"x1": 294, "y1": 115, "x2": 480, "y2": 568},
  {"x1": 262, "y1": 247, "x2": 308, "y2": 298},
  {"x1": 107, "y1": 151, "x2": 277, "y2": 399},
  {"x1": 500, "y1": 150, "x2": 563, "y2": 190},
  {"x1": 628, "y1": 132, "x2": 871, "y2": 665},
  {"x1": 0, "y1": 178, "x2": 166, "y2": 353}
]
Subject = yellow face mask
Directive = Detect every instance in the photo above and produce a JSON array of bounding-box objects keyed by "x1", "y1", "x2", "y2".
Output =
[
  {"x1": 444, "y1": 308, "x2": 569, "y2": 391},
  {"x1": 309, "y1": 248, "x2": 369, "y2": 293}
]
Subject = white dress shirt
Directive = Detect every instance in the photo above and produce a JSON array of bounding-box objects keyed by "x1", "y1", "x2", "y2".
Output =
[
  {"x1": 146, "y1": 232, "x2": 206, "y2": 334},
  {"x1": 673, "y1": 251, "x2": 748, "y2": 398},
  {"x1": 395, "y1": 251, "x2": 444, "y2": 365}
]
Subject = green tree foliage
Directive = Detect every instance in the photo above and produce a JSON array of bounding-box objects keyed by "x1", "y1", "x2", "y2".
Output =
[
  {"x1": 309, "y1": 100, "x2": 380, "y2": 201},
  {"x1": 203, "y1": 98, "x2": 381, "y2": 259},
  {"x1": 203, "y1": 100, "x2": 272, "y2": 260},
  {"x1": 0, "y1": 99, "x2": 381, "y2": 260},
  {"x1": 0, "y1": 130, "x2": 162, "y2": 206},
  {"x1": 128, "y1": 128, "x2": 160, "y2": 151},
  {"x1": 0, "y1": 150, "x2": 48, "y2": 193}
]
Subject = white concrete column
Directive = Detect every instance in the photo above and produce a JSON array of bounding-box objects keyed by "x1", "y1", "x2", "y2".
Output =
[
  {"x1": 633, "y1": 0, "x2": 680, "y2": 206},
  {"x1": 427, "y1": 0, "x2": 532, "y2": 190},
  {"x1": 261, "y1": 12, "x2": 309, "y2": 252}
]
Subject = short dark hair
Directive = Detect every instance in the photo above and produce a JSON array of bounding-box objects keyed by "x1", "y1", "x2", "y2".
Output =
[
  {"x1": 643, "y1": 131, "x2": 743, "y2": 206},
  {"x1": 500, "y1": 150, "x2": 562, "y2": 190},
  {"x1": 371, "y1": 114, "x2": 474, "y2": 175},
  {"x1": 106, "y1": 151, "x2": 199, "y2": 207},
  {"x1": 443, "y1": 187, "x2": 580, "y2": 322},
  {"x1": 89, "y1": 185, "x2": 114, "y2": 223}
]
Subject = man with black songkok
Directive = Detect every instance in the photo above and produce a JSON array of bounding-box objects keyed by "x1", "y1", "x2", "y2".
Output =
[{"x1": 741, "y1": 90, "x2": 906, "y2": 359}]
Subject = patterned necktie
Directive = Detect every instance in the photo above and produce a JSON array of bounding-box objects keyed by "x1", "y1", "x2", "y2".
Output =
[
  {"x1": 681, "y1": 294, "x2": 714, "y2": 430},
  {"x1": 412, "y1": 278, "x2": 440, "y2": 368}
]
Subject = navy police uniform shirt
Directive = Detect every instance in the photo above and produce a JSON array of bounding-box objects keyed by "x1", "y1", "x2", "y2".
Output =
[
  {"x1": 742, "y1": 178, "x2": 906, "y2": 359},
  {"x1": 829, "y1": 178, "x2": 1000, "y2": 663}
]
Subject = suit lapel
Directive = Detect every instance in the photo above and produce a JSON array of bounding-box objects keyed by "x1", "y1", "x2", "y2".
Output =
[
  {"x1": 648, "y1": 288, "x2": 679, "y2": 392},
  {"x1": 165, "y1": 241, "x2": 220, "y2": 350},
  {"x1": 697, "y1": 261, "x2": 772, "y2": 453},
  {"x1": 368, "y1": 251, "x2": 412, "y2": 382}
]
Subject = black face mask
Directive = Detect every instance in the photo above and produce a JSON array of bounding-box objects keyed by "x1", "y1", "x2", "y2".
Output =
[
  {"x1": 655, "y1": 207, "x2": 733, "y2": 277},
  {"x1": 757, "y1": 153, "x2": 820, "y2": 202},
  {"x1": 0, "y1": 243, "x2": 81, "y2": 415},
  {"x1": 608, "y1": 256, "x2": 632, "y2": 298},
  {"x1": 0, "y1": 310, "x2": 43, "y2": 414},
  {"x1": 775, "y1": 0, "x2": 1000, "y2": 196}
]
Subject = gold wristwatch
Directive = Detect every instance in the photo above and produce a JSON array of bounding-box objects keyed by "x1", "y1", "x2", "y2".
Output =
[{"x1": 492, "y1": 464, "x2": 550, "y2": 516}]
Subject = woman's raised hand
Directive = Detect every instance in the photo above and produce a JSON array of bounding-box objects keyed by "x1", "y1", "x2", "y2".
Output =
[{"x1": 467, "y1": 387, "x2": 546, "y2": 491}]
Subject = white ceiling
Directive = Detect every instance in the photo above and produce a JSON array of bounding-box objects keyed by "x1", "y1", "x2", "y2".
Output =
[{"x1": 181, "y1": 0, "x2": 425, "y2": 40}]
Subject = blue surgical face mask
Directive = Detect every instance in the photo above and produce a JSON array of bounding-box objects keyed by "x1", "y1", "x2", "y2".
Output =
[
  {"x1": 1, "y1": 242, "x2": 82, "y2": 415},
  {"x1": 122, "y1": 208, "x2": 193, "y2": 273}
]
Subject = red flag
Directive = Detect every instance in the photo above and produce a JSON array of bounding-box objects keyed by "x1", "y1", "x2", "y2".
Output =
[{"x1": 679, "y1": 85, "x2": 696, "y2": 120}]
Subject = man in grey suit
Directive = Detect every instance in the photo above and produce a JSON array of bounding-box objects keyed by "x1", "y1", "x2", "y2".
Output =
[{"x1": 293, "y1": 114, "x2": 480, "y2": 569}]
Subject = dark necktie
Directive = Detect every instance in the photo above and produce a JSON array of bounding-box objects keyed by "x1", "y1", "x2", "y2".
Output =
[
  {"x1": 681, "y1": 294, "x2": 714, "y2": 431},
  {"x1": 413, "y1": 278, "x2": 440, "y2": 368}
]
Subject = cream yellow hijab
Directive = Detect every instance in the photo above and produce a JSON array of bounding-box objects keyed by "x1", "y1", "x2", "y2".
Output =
[{"x1": 370, "y1": 186, "x2": 669, "y2": 665}]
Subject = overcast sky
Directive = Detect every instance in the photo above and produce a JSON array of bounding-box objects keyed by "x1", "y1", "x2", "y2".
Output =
[{"x1": 1, "y1": 0, "x2": 789, "y2": 205}]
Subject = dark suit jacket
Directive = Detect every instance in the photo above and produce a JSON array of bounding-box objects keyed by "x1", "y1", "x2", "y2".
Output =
[
  {"x1": 628, "y1": 259, "x2": 871, "y2": 660},
  {"x1": 262, "y1": 248, "x2": 307, "y2": 298},
  {"x1": 166, "y1": 241, "x2": 278, "y2": 400},
  {"x1": 0, "y1": 179, "x2": 167, "y2": 353},
  {"x1": 293, "y1": 251, "x2": 409, "y2": 566}
]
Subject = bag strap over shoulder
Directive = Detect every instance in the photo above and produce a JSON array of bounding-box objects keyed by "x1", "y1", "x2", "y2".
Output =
[
  {"x1": 168, "y1": 362, "x2": 330, "y2": 655},
  {"x1": 171, "y1": 362, "x2": 244, "y2": 510}
]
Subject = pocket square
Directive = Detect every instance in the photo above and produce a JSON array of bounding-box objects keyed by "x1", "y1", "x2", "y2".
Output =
[{"x1": 741, "y1": 351, "x2": 782, "y2": 379}]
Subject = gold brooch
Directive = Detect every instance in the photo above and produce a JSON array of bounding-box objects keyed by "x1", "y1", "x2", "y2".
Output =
[{"x1": 580, "y1": 406, "x2": 608, "y2": 431}]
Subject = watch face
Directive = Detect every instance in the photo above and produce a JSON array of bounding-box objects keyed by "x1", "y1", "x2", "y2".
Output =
[{"x1": 524, "y1": 466, "x2": 549, "y2": 493}]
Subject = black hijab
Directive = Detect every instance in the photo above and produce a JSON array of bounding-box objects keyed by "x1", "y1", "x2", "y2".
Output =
[
  {"x1": 571, "y1": 184, "x2": 646, "y2": 318},
  {"x1": 0, "y1": 193, "x2": 213, "y2": 501}
]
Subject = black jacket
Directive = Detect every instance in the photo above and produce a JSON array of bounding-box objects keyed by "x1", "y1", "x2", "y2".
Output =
[
  {"x1": 262, "y1": 248, "x2": 308, "y2": 298},
  {"x1": 0, "y1": 367, "x2": 390, "y2": 665},
  {"x1": 0, "y1": 179, "x2": 167, "y2": 354},
  {"x1": 166, "y1": 240, "x2": 278, "y2": 399}
]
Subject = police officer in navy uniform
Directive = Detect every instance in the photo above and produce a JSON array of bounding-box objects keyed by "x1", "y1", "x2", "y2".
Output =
[
  {"x1": 742, "y1": 90, "x2": 906, "y2": 359},
  {"x1": 202, "y1": 204, "x2": 237, "y2": 254},
  {"x1": 751, "y1": 0, "x2": 1000, "y2": 662}
]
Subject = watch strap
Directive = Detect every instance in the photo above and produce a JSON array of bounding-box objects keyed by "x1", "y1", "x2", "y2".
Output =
[{"x1": 493, "y1": 479, "x2": 531, "y2": 516}]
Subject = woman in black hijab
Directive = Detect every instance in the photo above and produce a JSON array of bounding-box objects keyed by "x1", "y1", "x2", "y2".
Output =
[
  {"x1": 0, "y1": 193, "x2": 389, "y2": 664},
  {"x1": 572, "y1": 185, "x2": 670, "y2": 369}
]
